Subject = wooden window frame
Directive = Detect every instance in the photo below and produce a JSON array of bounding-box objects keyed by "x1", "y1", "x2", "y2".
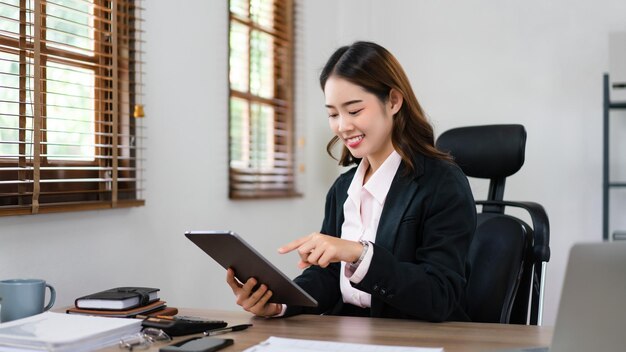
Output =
[
  {"x1": 0, "y1": 0, "x2": 144, "y2": 216},
  {"x1": 228, "y1": 0, "x2": 299, "y2": 199}
]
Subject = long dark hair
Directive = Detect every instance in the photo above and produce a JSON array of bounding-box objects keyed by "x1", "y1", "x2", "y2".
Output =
[{"x1": 320, "y1": 41, "x2": 452, "y2": 173}]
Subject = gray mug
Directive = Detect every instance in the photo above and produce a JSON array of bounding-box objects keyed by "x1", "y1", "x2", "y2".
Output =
[{"x1": 0, "y1": 279, "x2": 56, "y2": 322}]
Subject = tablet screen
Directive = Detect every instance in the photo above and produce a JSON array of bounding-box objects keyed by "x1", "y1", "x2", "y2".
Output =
[{"x1": 185, "y1": 231, "x2": 317, "y2": 307}]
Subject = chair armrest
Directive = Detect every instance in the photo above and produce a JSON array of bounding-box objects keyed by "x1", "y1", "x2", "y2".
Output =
[{"x1": 476, "y1": 200, "x2": 550, "y2": 262}]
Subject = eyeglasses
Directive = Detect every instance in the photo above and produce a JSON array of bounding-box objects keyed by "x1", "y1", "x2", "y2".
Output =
[{"x1": 119, "y1": 328, "x2": 172, "y2": 351}]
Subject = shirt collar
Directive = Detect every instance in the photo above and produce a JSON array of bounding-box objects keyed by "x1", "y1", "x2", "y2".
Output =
[
  {"x1": 347, "y1": 150, "x2": 402, "y2": 206},
  {"x1": 364, "y1": 150, "x2": 402, "y2": 205},
  {"x1": 347, "y1": 158, "x2": 368, "y2": 206}
]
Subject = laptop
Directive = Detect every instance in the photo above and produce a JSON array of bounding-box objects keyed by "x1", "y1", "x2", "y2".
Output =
[{"x1": 504, "y1": 241, "x2": 626, "y2": 352}]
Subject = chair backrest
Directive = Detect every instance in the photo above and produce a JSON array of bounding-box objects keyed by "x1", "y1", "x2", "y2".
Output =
[
  {"x1": 465, "y1": 214, "x2": 531, "y2": 323},
  {"x1": 436, "y1": 124, "x2": 550, "y2": 325}
]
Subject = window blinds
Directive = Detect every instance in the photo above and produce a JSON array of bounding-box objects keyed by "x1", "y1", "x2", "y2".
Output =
[
  {"x1": 0, "y1": 0, "x2": 144, "y2": 215},
  {"x1": 228, "y1": 0, "x2": 297, "y2": 198}
]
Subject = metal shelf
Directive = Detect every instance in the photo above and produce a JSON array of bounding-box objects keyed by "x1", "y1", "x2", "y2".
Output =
[
  {"x1": 603, "y1": 73, "x2": 626, "y2": 240},
  {"x1": 614, "y1": 231, "x2": 626, "y2": 241}
]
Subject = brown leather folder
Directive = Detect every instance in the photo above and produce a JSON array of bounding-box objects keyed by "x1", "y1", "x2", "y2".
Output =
[{"x1": 66, "y1": 300, "x2": 175, "y2": 318}]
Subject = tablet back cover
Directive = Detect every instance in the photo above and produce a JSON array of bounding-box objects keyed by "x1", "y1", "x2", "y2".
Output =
[{"x1": 185, "y1": 231, "x2": 317, "y2": 307}]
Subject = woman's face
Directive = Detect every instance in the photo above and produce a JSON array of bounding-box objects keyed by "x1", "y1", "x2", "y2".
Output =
[{"x1": 324, "y1": 76, "x2": 401, "y2": 167}]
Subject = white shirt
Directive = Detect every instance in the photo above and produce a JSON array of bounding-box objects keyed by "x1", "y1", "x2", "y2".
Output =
[{"x1": 340, "y1": 150, "x2": 402, "y2": 308}]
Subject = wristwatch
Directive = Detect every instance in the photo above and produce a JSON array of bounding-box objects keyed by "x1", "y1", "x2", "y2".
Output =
[{"x1": 349, "y1": 239, "x2": 370, "y2": 270}]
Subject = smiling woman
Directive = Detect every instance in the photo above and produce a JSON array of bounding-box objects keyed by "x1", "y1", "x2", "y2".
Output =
[
  {"x1": 226, "y1": 42, "x2": 477, "y2": 323},
  {"x1": 0, "y1": 0, "x2": 145, "y2": 216},
  {"x1": 324, "y1": 76, "x2": 399, "y2": 174}
]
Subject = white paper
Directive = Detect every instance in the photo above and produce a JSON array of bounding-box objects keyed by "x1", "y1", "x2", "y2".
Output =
[
  {"x1": 0, "y1": 312, "x2": 141, "y2": 352},
  {"x1": 243, "y1": 336, "x2": 443, "y2": 352}
]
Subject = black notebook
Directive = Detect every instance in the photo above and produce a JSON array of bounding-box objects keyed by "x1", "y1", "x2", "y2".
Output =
[{"x1": 75, "y1": 287, "x2": 160, "y2": 310}]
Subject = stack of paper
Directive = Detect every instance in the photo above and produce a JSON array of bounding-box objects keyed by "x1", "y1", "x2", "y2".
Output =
[
  {"x1": 243, "y1": 336, "x2": 443, "y2": 352},
  {"x1": 0, "y1": 312, "x2": 141, "y2": 352}
]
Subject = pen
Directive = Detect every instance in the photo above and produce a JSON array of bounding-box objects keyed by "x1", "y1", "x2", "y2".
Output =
[
  {"x1": 135, "y1": 314, "x2": 175, "y2": 320},
  {"x1": 204, "y1": 323, "x2": 253, "y2": 336}
]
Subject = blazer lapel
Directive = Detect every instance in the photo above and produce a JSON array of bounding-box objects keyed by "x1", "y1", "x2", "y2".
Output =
[
  {"x1": 375, "y1": 156, "x2": 424, "y2": 253},
  {"x1": 335, "y1": 174, "x2": 351, "y2": 236}
]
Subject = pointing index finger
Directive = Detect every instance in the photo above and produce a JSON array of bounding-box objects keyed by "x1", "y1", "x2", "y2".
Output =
[{"x1": 278, "y1": 236, "x2": 309, "y2": 254}]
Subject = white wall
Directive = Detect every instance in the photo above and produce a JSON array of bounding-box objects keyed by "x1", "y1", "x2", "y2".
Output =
[{"x1": 1, "y1": 0, "x2": 625, "y2": 326}]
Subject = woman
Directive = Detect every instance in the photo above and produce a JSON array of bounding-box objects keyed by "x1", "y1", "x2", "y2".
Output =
[{"x1": 227, "y1": 41, "x2": 476, "y2": 322}]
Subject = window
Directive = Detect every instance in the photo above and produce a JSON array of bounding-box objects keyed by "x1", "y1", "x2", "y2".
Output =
[
  {"x1": 228, "y1": 0, "x2": 297, "y2": 198},
  {"x1": 0, "y1": 0, "x2": 144, "y2": 215}
]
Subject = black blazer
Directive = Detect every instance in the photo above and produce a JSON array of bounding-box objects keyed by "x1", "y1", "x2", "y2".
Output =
[{"x1": 286, "y1": 153, "x2": 476, "y2": 322}]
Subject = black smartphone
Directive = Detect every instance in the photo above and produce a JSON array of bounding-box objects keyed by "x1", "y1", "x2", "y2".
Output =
[{"x1": 159, "y1": 337, "x2": 233, "y2": 352}]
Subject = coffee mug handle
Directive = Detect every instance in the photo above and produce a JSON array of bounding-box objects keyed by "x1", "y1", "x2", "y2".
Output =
[{"x1": 43, "y1": 284, "x2": 56, "y2": 311}]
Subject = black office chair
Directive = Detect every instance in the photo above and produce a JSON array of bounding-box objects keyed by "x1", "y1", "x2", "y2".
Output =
[{"x1": 436, "y1": 124, "x2": 550, "y2": 325}]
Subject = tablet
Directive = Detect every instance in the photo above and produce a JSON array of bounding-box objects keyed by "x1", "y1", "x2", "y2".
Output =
[{"x1": 185, "y1": 231, "x2": 317, "y2": 307}]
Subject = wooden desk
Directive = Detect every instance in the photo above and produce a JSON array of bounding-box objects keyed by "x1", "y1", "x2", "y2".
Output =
[{"x1": 108, "y1": 309, "x2": 552, "y2": 352}]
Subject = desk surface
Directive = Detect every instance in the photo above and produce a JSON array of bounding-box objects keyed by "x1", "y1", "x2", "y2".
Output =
[{"x1": 107, "y1": 309, "x2": 553, "y2": 352}]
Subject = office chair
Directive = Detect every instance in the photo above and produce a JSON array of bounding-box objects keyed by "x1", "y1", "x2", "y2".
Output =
[{"x1": 436, "y1": 124, "x2": 550, "y2": 325}]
